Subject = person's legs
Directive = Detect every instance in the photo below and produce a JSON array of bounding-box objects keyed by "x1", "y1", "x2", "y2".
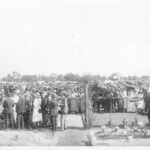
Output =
[
  {"x1": 17, "y1": 114, "x2": 21, "y2": 130},
  {"x1": 50, "y1": 116, "x2": 54, "y2": 130},
  {"x1": 8, "y1": 114, "x2": 11, "y2": 128},
  {"x1": 26, "y1": 111, "x2": 31, "y2": 129},
  {"x1": 10, "y1": 113, "x2": 14, "y2": 128},
  {"x1": 8, "y1": 114, "x2": 12, "y2": 128},
  {"x1": 54, "y1": 116, "x2": 57, "y2": 131},
  {"x1": 64, "y1": 114, "x2": 66, "y2": 129},
  {"x1": 55, "y1": 115, "x2": 57, "y2": 130},
  {"x1": 148, "y1": 110, "x2": 150, "y2": 123},
  {"x1": 42, "y1": 112, "x2": 44, "y2": 124},
  {"x1": 42, "y1": 111, "x2": 45, "y2": 123},
  {"x1": 51, "y1": 116, "x2": 57, "y2": 131},
  {"x1": 23, "y1": 113, "x2": 27, "y2": 128},
  {"x1": 13, "y1": 109, "x2": 16, "y2": 126},
  {"x1": 61, "y1": 114, "x2": 65, "y2": 130},
  {"x1": 5, "y1": 114, "x2": 9, "y2": 129},
  {"x1": 28, "y1": 111, "x2": 33, "y2": 129},
  {"x1": 21, "y1": 114, "x2": 24, "y2": 129},
  {"x1": 53, "y1": 116, "x2": 55, "y2": 131}
]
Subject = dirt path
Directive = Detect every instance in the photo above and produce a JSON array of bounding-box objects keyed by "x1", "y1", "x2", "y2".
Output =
[
  {"x1": 55, "y1": 114, "x2": 90, "y2": 146},
  {"x1": 0, "y1": 129, "x2": 56, "y2": 146},
  {"x1": 55, "y1": 129, "x2": 89, "y2": 146},
  {"x1": 65, "y1": 114, "x2": 84, "y2": 128}
]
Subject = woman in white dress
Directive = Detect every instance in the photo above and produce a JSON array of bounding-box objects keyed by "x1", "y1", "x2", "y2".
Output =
[
  {"x1": 32, "y1": 93, "x2": 42, "y2": 126},
  {"x1": 12, "y1": 91, "x2": 19, "y2": 124}
]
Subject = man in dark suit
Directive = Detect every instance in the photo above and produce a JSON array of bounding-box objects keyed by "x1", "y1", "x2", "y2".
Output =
[
  {"x1": 41, "y1": 92, "x2": 48, "y2": 126},
  {"x1": 16, "y1": 93, "x2": 26, "y2": 129},
  {"x1": 3, "y1": 93, "x2": 14, "y2": 129},
  {"x1": 24, "y1": 93, "x2": 32, "y2": 129},
  {"x1": 49, "y1": 94, "x2": 58, "y2": 131},
  {"x1": 59, "y1": 94, "x2": 68, "y2": 130}
]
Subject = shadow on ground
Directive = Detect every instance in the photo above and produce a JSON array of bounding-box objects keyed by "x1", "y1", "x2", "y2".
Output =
[{"x1": 82, "y1": 140, "x2": 91, "y2": 146}]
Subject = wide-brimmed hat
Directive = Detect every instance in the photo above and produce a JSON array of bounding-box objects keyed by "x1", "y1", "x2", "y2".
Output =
[
  {"x1": 25, "y1": 91, "x2": 30, "y2": 96},
  {"x1": 35, "y1": 93, "x2": 40, "y2": 98},
  {"x1": 42, "y1": 91, "x2": 47, "y2": 96},
  {"x1": 16, "y1": 89, "x2": 20, "y2": 94}
]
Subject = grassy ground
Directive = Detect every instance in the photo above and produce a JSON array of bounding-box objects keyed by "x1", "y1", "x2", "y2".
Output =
[{"x1": 92, "y1": 113, "x2": 149, "y2": 126}]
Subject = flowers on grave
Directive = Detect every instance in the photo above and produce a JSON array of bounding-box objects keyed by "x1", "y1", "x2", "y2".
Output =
[
  {"x1": 107, "y1": 119, "x2": 112, "y2": 127},
  {"x1": 134, "y1": 118, "x2": 138, "y2": 126},
  {"x1": 138, "y1": 121, "x2": 145, "y2": 128},
  {"x1": 122, "y1": 119, "x2": 128, "y2": 129},
  {"x1": 87, "y1": 131, "x2": 97, "y2": 146},
  {"x1": 114, "y1": 126, "x2": 120, "y2": 131},
  {"x1": 133, "y1": 126, "x2": 138, "y2": 132},
  {"x1": 101, "y1": 125, "x2": 106, "y2": 130}
]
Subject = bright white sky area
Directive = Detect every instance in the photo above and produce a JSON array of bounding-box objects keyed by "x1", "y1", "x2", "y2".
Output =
[{"x1": 0, "y1": 0, "x2": 150, "y2": 78}]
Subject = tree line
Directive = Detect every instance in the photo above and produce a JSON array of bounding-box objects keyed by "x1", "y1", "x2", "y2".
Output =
[{"x1": 1, "y1": 72, "x2": 150, "y2": 83}]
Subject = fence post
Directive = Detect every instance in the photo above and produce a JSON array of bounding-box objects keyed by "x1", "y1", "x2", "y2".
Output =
[{"x1": 85, "y1": 83, "x2": 89, "y2": 128}]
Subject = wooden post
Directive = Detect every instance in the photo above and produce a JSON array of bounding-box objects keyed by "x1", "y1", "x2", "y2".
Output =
[{"x1": 85, "y1": 83, "x2": 89, "y2": 128}]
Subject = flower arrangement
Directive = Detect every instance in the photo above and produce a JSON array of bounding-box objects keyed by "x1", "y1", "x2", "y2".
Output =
[{"x1": 122, "y1": 118, "x2": 128, "y2": 129}]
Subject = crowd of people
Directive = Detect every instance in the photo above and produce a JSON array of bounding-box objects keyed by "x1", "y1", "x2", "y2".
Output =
[
  {"x1": 0, "y1": 82, "x2": 85, "y2": 131},
  {"x1": 91, "y1": 83, "x2": 146, "y2": 114},
  {"x1": 0, "y1": 80, "x2": 149, "y2": 131}
]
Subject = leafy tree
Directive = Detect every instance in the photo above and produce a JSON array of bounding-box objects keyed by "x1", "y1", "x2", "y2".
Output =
[
  {"x1": 64, "y1": 73, "x2": 80, "y2": 82},
  {"x1": 6, "y1": 74, "x2": 14, "y2": 82},
  {"x1": 12, "y1": 71, "x2": 21, "y2": 81},
  {"x1": 57, "y1": 74, "x2": 64, "y2": 81},
  {"x1": 21, "y1": 75, "x2": 37, "y2": 82},
  {"x1": 141, "y1": 75, "x2": 150, "y2": 81},
  {"x1": 81, "y1": 74, "x2": 92, "y2": 83},
  {"x1": 109, "y1": 73, "x2": 120, "y2": 80},
  {"x1": 37, "y1": 75, "x2": 49, "y2": 83},
  {"x1": 49, "y1": 73, "x2": 57, "y2": 82}
]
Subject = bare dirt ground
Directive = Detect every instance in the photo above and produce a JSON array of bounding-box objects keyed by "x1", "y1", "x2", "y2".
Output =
[
  {"x1": 56, "y1": 114, "x2": 89, "y2": 146},
  {"x1": 0, "y1": 113, "x2": 149, "y2": 146},
  {"x1": 0, "y1": 129, "x2": 56, "y2": 146}
]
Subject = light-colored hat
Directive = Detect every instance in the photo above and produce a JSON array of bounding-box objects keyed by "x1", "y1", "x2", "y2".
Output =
[
  {"x1": 35, "y1": 93, "x2": 40, "y2": 97},
  {"x1": 25, "y1": 92, "x2": 30, "y2": 96},
  {"x1": 43, "y1": 91, "x2": 47, "y2": 96},
  {"x1": 16, "y1": 89, "x2": 20, "y2": 94}
]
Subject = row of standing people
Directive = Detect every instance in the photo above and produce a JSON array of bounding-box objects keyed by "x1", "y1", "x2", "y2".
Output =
[{"x1": 1, "y1": 90, "x2": 68, "y2": 131}]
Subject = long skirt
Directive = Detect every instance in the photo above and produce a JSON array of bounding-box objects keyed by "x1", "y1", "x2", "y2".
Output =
[{"x1": 32, "y1": 108, "x2": 42, "y2": 123}]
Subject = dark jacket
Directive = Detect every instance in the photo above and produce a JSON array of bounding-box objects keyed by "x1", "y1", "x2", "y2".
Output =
[
  {"x1": 25, "y1": 99, "x2": 32, "y2": 113},
  {"x1": 49, "y1": 99, "x2": 58, "y2": 116},
  {"x1": 16, "y1": 96, "x2": 26, "y2": 114},
  {"x1": 3, "y1": 98, "x2": 14, "y2": 114},
  {"x1": 41, "y1": 96, "x2": 48, "y2": 112}
]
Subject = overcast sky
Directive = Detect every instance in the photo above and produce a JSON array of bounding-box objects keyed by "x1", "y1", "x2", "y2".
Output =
[{"x1": 0, "y1": 0, "x2": 150, "y2": 77}]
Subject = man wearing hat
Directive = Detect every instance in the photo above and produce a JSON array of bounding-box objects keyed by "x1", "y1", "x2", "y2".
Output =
[
  {"x1": 49, "y1": 93, "x2": 58, "y2": 131},
  {"x1": 16, "y1": 93, "x2": 26, "y2": 129},
  {"x1": 3, "y1": 93, "x2": 14, "y2": 129},
  {"x1": 41, "y1": 91, "x2": 48, "y2": 126},
  {"x1": 59, "y1": 93, "x2": 68, "y2": 130},
  {"x1": 24, "y1": 92, "x2": 32, "y2": 129}
]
